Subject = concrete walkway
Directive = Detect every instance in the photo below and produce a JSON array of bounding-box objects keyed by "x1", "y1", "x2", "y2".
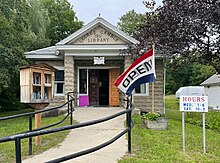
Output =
[{"x1": 23, "y1": 107, "x2": 127, "y2": 163}]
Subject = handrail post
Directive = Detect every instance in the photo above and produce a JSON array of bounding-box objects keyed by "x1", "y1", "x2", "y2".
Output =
[
  {"x1": 15, "y1": 138, "x2": 22, "y2": 163},
  {"x1": 68, "y1": 93, "x2": 70, "y2": 114},
  {"x1": 29, "y1": 115, "x2": 33, "y2": 155},
  {"x1": 70, "y1": 98, "x2": 73, "y2": 125},
  {"x1": 126, "y1": 97, "x2": 131, "y2": 153}
]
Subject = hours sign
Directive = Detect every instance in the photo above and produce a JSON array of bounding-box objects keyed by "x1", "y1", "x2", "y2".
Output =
[{"x1": 180, "y1": 96, "x2": 208, "y2": 112}]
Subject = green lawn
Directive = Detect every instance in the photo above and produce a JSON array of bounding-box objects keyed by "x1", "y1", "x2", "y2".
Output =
[
  {"x1": 0, "y1": 109, "x2": 72, "y2": 163},
  {"x1": 119, "y1": 95, "x2": 220, "y2": 163}
]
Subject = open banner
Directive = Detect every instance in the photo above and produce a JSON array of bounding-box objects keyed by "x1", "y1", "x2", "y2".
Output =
[{"x1": 114, "y1": 48, "x2": 156, "y2": 96}]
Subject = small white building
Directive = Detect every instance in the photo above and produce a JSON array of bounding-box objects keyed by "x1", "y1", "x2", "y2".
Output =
[
  {"x1": 201, "y1": 74, "x2": 220, "y2": 110},
  {"x1": 175, "y1": 86, "x2": 204, "y2": 98}
]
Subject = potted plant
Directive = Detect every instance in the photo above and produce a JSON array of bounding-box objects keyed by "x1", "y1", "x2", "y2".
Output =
[{"x1": 142, "y1": 112, "x2": 168, "y2": 130}]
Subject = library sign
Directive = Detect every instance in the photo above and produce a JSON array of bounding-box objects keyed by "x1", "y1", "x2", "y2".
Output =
[
  {"x1": 74, "y1": 26, "x2": 123, "y2": 44},
  {"x1": 180, "y1": 96, "x2": 208, "y2": 112}
]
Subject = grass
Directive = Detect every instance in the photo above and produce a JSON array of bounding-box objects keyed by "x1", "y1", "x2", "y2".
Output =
[
  {"x1": 0, "y1": 109, "x2": 72, "y2": 163},
  {"x1": 119, "y1": 95, "x2": 220, "y2": 163}
]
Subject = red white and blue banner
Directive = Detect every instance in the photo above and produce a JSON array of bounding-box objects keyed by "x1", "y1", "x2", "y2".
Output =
[{"x1": 114, "y1": 48, "x2": 156, "y2": 96}]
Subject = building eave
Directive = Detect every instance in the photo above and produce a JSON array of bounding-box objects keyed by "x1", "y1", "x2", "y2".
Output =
[
  {"x1": 25, "y1": 46, "x2": 63, "y2": 59},
  {"x1": 25, "y1": 54, "x2": 63, "y2": 59},
  {"x1": 25, "y1": 46, "x2": 58, "y2": 55},
  {"x1": 56, "y1": 44, "x2": 127, "y2": 50}
]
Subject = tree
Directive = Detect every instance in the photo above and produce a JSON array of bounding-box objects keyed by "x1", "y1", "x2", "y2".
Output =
[
  {"x1": 190, "y1": 64, "x2": 216, "y2": 86},
  {"x1": 27, "y1": 0, "x2": 49, "y2": 36},
  {"x1": 165, "y1": 59, "x2": 215, "y2": 94},
  {"x1": 129, "y1": 0, "x2": 220, "y2": 72},
  {"x1": 42, "y1": 0, "x2": 83, "y2": 45},
  {"x1": 0, "y1": 12, "x2": 28, "y2": 110},
  {"x1": 117, "y1": 9, "x2": 145, "y2": 36},
  {"x1": 0, "y1": 0, "x2": 83, "y2": 110}
]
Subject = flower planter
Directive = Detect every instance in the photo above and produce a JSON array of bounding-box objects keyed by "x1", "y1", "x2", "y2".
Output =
[{"x1": 143, "y1": 117, "x2": 168, "y2": 130}]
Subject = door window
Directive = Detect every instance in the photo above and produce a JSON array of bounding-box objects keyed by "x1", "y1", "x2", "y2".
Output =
[{"x1": 79, "y1": 69, "x2": 88, "y2": 94}]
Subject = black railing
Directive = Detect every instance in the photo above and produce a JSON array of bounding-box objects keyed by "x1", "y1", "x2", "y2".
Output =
[
  {"x1": 0, "y1": 97, "x2": 133, "y2": 163},
  {"x1": 0, "y1": 92, "x2": 75, "y2": 156},
  {"x1": 67, "y1": 91, "x2": 78, "y2": 125}
]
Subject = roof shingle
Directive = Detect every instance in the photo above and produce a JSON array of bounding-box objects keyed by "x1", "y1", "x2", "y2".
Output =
[{"x1": 201, "y1": 74, "x2": 220, "y2": 86}]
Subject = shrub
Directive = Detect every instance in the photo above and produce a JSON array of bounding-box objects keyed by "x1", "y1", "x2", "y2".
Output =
[
  {"x1": 185, "y1": 111, "x2": 220, "y2": 132},
  {"x1": 0, "y1": 98, "x2": 26, "y2": 111},
  {"x1": 142, "y1": 112, "x2": 165, "y2": 121}
]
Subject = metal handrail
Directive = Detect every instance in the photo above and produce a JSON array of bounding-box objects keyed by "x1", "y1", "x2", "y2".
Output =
[
  {"x1": 0, "y1": 99, "x2": 74, "y2": 121},
  {"x1": 17, "y1": 109, "x2": 74, "y2": 135},
  {"x1": 66, "y1": 92, "x2": 77, "y2": 125},
  {"x1": 47, "y1": 99, "x2": 134, "y2": 163},
  {"x1": 46, "y1": 128, "x2": 130, "y2": 163},
  {"x1": 66, "y1": 91, "x2": 78, "y2": 101},
  {"x1": 0, "y1": 97, "x2": 133, "y2": 163},
  {"x1": 0, "y1": 108, "x2": 131, "y2": 142},
  {"x1": 0, "y1": 92, "x2": 75, "y2": 156}
]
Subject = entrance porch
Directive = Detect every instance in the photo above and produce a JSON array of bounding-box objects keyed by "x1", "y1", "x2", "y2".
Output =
[{"x1": 77, "y1": 67, "x2": 120, "y2": 107}]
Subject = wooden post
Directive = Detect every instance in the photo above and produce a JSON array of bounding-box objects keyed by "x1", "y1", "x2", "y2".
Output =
[
  {"x1": 152, "y1": 82, "x2": 155, "y2": 113},
  {"x1": 35, "y1": 110, "x2": 41, "y2": 145},
  {"x1": 151, "y1": 44, "x2": 155, "y2": 113},
  {"x1": 28, "y1": 103, "x2": 49, "y2": 146}
]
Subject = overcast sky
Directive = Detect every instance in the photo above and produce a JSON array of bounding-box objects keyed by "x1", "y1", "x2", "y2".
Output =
[{"x1": 68, "y1": 0, "x2": 162, "y2": 25}]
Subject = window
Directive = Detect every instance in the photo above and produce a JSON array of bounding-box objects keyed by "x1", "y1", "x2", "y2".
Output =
[
  {"x1": 55, "y1": 70, "x2": 64, "y2": 96},
  {"x1": 135, "y1": 83, "x2": 149, "y2": 96},
  {"x1": 79, "y1": 69, "x2": 87, "y2": 94},
  {"x1": 55, "y1": 70, "x2": 64, "y2": 81}
]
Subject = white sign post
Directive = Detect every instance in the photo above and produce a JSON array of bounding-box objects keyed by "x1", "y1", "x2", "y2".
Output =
[{"x1": 180, "y1": 96, "x2": 208, "y2": 153}]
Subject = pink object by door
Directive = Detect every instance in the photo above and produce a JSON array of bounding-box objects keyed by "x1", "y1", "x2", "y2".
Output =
[{"x1": 79, "y1": 95, "x2": 89, "y2": 106}]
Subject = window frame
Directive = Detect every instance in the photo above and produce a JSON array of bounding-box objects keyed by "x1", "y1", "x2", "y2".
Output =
[
  {"x1": 134, "y1": 83, "x2": 149, "y2": 96},
  {"x1": 54, "y1": 68, "x2": 65, "y2": 96}
]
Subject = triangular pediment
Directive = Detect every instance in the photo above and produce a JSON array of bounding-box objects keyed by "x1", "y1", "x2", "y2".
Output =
[
  {"x1": 56, "y1": 17, "x2": 139, "y2": 46},
  {"x1": 70, "y1": 25, "x2": 126, "y2": 45}
]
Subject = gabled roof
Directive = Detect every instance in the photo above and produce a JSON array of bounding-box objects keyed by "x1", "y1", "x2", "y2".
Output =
[
  {"x1": 56, "y1": 16, "x2": 139, "y2": 45},
  {"x1": 19, "y1": 63, "x2": 57, "y2": 71},
  {"x1": 201, "y1": 74, "x2": 220, "y2": 86}
]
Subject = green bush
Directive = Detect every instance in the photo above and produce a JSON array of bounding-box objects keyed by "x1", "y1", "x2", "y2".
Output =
[
  {"x1": 0, "y1": 98, "x2": 26, "y2": 111},
  {"x1": 142, "y1": 112, "x2": 161, "y2": 121},
  {"x1": 142, "y1": 112, "x2": 165, "y2": 121},
  {"x1": 185, "y1": 111, "x2": 220, "y2": 132}
]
